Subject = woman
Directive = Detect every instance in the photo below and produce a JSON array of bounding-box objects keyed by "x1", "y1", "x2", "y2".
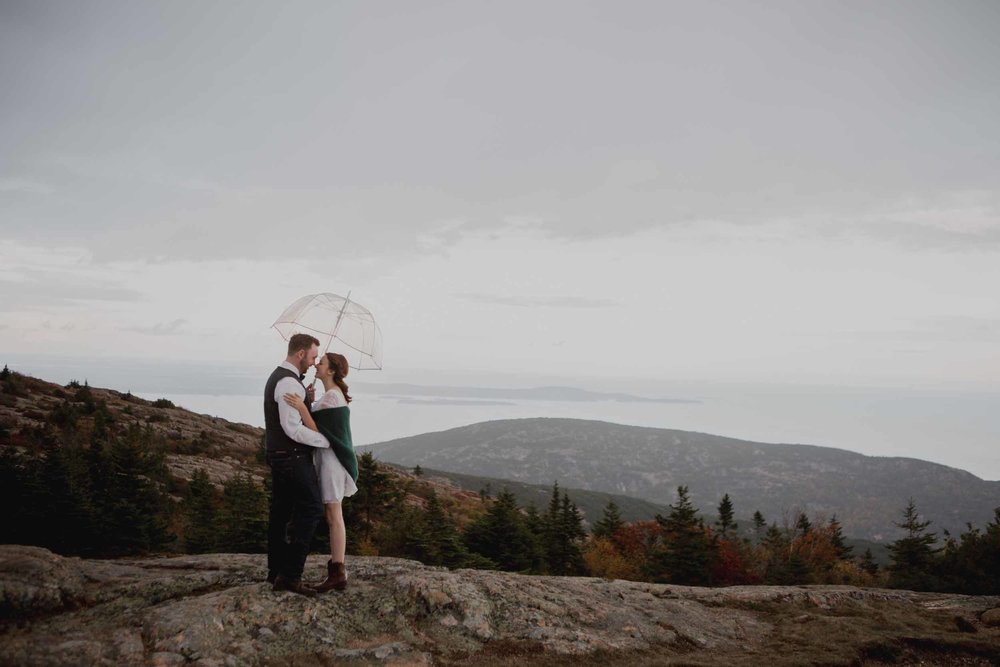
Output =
[{"x1": 284, "y1": 352, "x2": 358, "y2": 592}]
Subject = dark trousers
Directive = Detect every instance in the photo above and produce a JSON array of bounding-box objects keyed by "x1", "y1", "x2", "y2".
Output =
[{"x1": 267, "y1": 453, "x2": 323, "y2": 581}]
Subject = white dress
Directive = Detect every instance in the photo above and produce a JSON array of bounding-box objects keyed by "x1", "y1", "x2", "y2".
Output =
[{"x1": 312, "y1": 387, "x2": 358, "y2": 504}]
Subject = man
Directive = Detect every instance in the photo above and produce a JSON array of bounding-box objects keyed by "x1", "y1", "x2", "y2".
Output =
[{"x1": 264, "y1": 333, "x2": 329, "y2": 596}]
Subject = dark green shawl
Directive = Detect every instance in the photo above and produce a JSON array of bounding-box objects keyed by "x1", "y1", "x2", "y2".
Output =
[{"x1": 313, "y1": 406, "x2": 358, "y2": 481}]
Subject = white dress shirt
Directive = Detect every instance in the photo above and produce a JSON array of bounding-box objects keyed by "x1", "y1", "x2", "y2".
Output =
[{"x1": 274, "y1": 360, "x2": 329, "y2": 449}]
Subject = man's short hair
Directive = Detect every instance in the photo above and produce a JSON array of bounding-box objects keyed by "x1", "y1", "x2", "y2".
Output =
[{"x1": 288, "y1": 333, "x2": 321, "y2": 356}]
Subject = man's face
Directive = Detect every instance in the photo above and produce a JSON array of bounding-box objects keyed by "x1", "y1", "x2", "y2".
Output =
[{"x1": 301, "y1": 344, "x2": 319, "y2": 373}]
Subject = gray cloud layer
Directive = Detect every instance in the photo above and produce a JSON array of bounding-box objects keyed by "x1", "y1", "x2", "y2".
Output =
[
  {"x1": 0, "y1": 274, "x2": 142, "y2": 312},
  {"x1": 458, "y1": 293, "x2": 620, "y2": 309},
  {"x1": 2, "y1": 1, "x2": 998, "y2": 262}
]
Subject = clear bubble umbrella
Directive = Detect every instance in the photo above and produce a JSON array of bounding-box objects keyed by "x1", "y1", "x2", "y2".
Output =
[{"x1": 272, "y1": 292, "x2": 383, "y2": 370}]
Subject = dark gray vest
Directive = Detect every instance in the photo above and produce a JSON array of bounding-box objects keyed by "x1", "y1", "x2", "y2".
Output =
[{"x1": 264, "y1": 366, "x2": 309, "y2": 454}]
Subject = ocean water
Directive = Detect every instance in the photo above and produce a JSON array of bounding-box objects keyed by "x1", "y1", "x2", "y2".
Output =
[{"x1": 6, "y1": 355, "x2": 999, "y2": 480}]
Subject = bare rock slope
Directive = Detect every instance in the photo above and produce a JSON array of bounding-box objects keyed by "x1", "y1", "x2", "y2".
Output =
[{"x1": 2, "y1": 546, "x2": 1000, "y2": 666}]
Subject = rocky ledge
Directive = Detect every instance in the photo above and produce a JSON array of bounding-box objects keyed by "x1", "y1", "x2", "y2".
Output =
[{"x1": 1, "y1": 545, "x2": 999, "y2": 666}]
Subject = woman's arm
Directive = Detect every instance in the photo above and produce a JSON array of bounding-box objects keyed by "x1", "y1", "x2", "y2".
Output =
[{"x1": 283, "y1": 393, "x2": 319, "y2": 432}]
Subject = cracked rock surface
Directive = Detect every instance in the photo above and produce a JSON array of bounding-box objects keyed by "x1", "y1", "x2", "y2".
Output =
[{"x1": 2, "y1": 545, "x2": 998, "y2": 666}]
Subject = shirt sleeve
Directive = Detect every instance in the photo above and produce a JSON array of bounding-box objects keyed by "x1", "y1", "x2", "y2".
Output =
[{"x1": 274, "y1": 377, "x2": 329, "y2": 449}]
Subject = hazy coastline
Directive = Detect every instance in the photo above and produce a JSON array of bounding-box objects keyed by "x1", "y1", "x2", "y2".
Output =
[{"x1": 7, "y1": 354, "x2": 999, "y2": 481}]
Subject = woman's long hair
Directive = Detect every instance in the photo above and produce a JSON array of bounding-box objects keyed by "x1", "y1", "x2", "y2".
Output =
[{"x1": 326, "y1": 352, "x2": 352, "y2": 403}]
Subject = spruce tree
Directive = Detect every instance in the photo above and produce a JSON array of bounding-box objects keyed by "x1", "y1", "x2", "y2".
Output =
[
  {"x1": 653, "y1": 486, "x2": 711, "y2": 585},
  {"x1": 557, "y1": 492, "x2": 586, "y2": 575},
  {"x1": 827, "y1": 515, "x2": 853, "y2": 560},
  {"x1": 346, "y1": 452, "x2": 401, "y2": 541},
  {"x1": 90, "y1": 424, "x2": 172, "y2": 555},
  {"x1": 715, "y1": 494, "x2": 737, "y2": 538},
  {"x1": 183, "y1": 469, "x2": 218, "y2": 553},
  {"x1": 592, "y1": 499, "x2": 625, "y2": 538},
  {"x1": 421, "y1": 490, "x2": 473, "y2": 568},
  {"x1": 752, "y1": 510, "x2": 767, "y2": 541},
  {"x1": 761, "y1": 522, "x2": 791, "y2": 584},
  {"x1": 523, "y1": 503, "x2": 546, "y2": 572},
  {"x1": 463, "y1": 489, "x2": 535, "y2": 572},
  {"x1": 795, "y1": 512, "x2": 812, "y2": 536},
  {"x1": 218, "y1": 473, "x2": 268, "y2": 553},
  {"x1": 887, "y1": 499, "x2": 939, "y2": 591},
  {"x1": 859, "y1": 548, "x2": 879, "y2": 575},
  {"x1": 542, "y1": 482, "x2": 563, "y2": 573}
]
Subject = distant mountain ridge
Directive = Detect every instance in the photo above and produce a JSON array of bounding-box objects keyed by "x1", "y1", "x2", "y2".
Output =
[
  {"x1": 359, "y1": 418, "x2": 1000, "y2": 541},
  {"x1": 361, "y1": 383, "x2": 698, "y2": 404}
]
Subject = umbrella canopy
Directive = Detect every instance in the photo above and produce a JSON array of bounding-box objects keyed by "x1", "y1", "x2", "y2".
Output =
[{"x1": 272, "y1": 293, "x2": 383, "y2": 370}]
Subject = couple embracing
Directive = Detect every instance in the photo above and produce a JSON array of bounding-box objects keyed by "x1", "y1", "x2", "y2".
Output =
[{"x1": 264, "y1": 333, "x2": 359, "y2": 597}]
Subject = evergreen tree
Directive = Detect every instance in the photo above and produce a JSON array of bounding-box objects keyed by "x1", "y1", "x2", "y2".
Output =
[
  {"x1": 377, "y1": 503, "x2": 430, "y2": 561},
  {"x1": 859, "y1": 548, "x2": 879, "y2": 575},
  {"x1": 218, "y1": 473, "x2": 268, "y2": 553},
  {"x1": 463, "y1": 489, "x2": 535, "y2": 572},
  {"x1": 887, "y1": 499, "x2": 939, "y2": 591},
  {"x1": 933, "y1": 508, "x2": 1000, "y2": 595},
  {"x1": 715, "y1": 494, "x2": 737, "y2": 538},
  {"x1": 523, "y1": 503, "x2": 547, "y2": 572},
  {"x1": 346, "y1": 452, "x2": 401, "y2": 541},
  {"x1": 542, "y1": 482, "x2": 563, "y2": 572},
  {"x1": 88, "y1": 425, "x2": 172, "y2": 555},
  {"x1": 413, "y1": 464, "x2": 423, "y2": 477},
  {"x1": 183, "y1": 469, "x2": 218, "y2": 553},
  {"x1": 795, "y1": 512, "x2": 812, "y2": 536},
  {"x1": 761, "y1": 522, "x2": 791, "y2": 584},
  {"x1": 538, "y1": 484, "x2": 586, "y2": 575},
  {"x1": 479, "y1": 483, "x2": 492, "y2": 502},
  {"x1": 752, "y1": 510, "x2": 767, "y2": 541},
  {"x1": 652, "y1": 486, "x2": 712, "y2": 585},
  {"x1": 556, "y1": 492, "x2": 586, "y2": 575},
  {"x1": 420, "y1": 491, "x2": 476, "y2": 568},
  {"x1": 592, "y1": 499, "x2": 625, "y2": 538},
  {"x1": 827, "y1": 515, "x2": 853, "y2": 560}
]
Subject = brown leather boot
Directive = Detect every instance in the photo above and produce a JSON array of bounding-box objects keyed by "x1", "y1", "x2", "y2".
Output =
[
  {"x1": 314, "y1": 559, "x2": 348, "y2": 593},
  {"x1": 271, "y1": 574, "x2": 317, "y2": 597}
]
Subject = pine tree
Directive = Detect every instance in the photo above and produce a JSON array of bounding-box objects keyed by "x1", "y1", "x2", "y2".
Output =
[
  {"x1": 827, "y1": 515, "x2": 853, "y2": 560},
  {"x1": 715, "y1": 494, "x2": 737, "y2": 538},
  {"x1": 752, "y1": 510, "x2": 767, "y2": 541},
  {"x1": 557, "y1": 492, "x2": 586, "y2": 575},
  {"x1": 183, "y1": 469, "x2": 218, "y2": 553},
  {"x1": 218, "y1": 473, "x2": 268, "y2": 553},
  {"x1": 542, "y1": 482, "x2": 563, "y2": 573},
  {"x1": 421, "y1": 490, "x2": 474, "y2": 568},
  {"x1": 795, "y1": 512, "x2": 812, "y2": 536},
  {"x1": 90, "y1": 424, "x2": 173, "y2": 555},
  {"x1": 887, "y1": 499, "x2": 939, "y2": 591},
  {"x1": 652, "y1": 486, "x2": 711, "y2": 585},
  {"x1": 413, "y1": 464, "x2": 423, "y2": 477},
  {"x1": 346, "y1": 452, "x2": 401, "y2": 541},
  {"x1": 592, "y1": 499, "x2": 625, "y2": 538},
  {"x1": 761, "y1": 522, "x2": 791, "y2": 584},
  {"x1": 523, "y1": 503, "x2": 547, "y2": 572},
  {"x1": 463, "y1": 489, "x2": 536, "y2": 572},
  {"x1": 859, "y1": 547, "x2": 879, "y2": 575}
]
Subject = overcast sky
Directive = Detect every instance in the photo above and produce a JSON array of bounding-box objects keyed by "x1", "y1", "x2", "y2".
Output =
[{"x1": 2, "y1": 0, "x2": 998, "y2": 391}]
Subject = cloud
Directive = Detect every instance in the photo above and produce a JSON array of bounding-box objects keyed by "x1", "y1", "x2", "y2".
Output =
[
  {"x1": 458, "y1": 293, "x2": 620, "y2": 309},
  {"x1": 0, "y1": 275, "x2": 143, "y2": 311},
  {"x1": 816, "y1": 192, "x2": 1000, "y2": 251},
  {"x1": 0, "y1": 178, "x2": 54, "y2": 195},
  {"x1": 124, "y1": 319, "x2": 188, "y2": 336}
]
